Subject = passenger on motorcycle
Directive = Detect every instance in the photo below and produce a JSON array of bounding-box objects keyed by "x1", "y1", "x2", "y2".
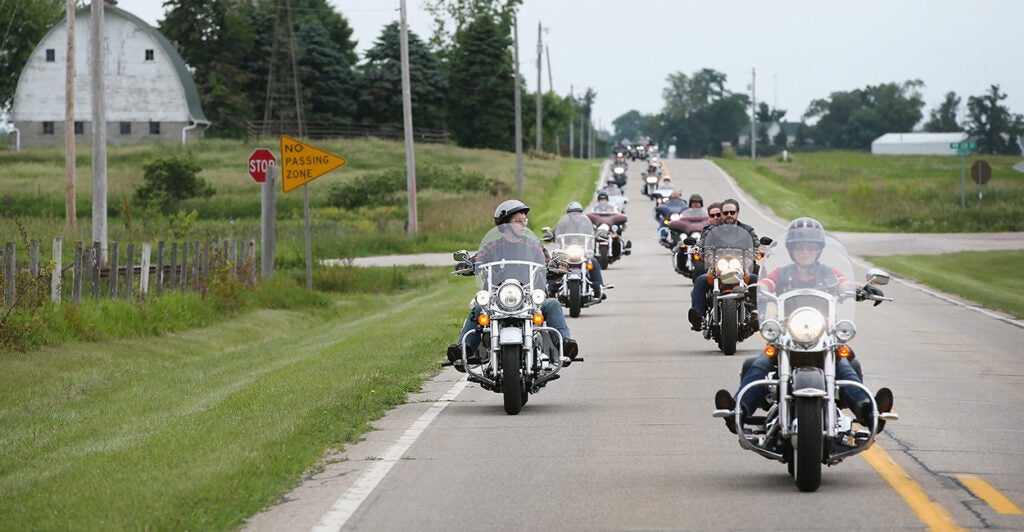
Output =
[
  {"x1": 688, "y1": 198, "x2": 761, "y2": 330},
  {"x1": 714, "y1": 218, "x2": 893, "y2": 433},
  {"x1": 555, "y1": 201, "x2": 606, "y2": 300},
  {"x1": 447, "y1": 200, "x2": 580, "y2": 371}
]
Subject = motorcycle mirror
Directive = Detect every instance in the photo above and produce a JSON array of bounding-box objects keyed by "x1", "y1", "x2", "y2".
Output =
[
  {"x1": 865, "y1": 268, "x2": 891, "y2": 286},
  {"x1": 759, "y1": 236, "x2": 774, "y2": 246},
  {"x1": 541, "y1": 227, "x2": 554, "y2": 242},
  {"x1": 683, "y1": 236, "x2": 697, "y2": 246},
  {"x1": 453, "y1": 250, "x2": 470, "y2": 262}
]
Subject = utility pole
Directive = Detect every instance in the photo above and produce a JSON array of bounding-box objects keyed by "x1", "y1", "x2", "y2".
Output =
[
  {"x1": 750, "y1": 67, "x2": 757, "y2": 160},
  {"x1": 546, "y1": 44, "x2": 559, "y2": 156},
  {"x1": 91, "y1": 0, "x2": 107, "y2": 261},
  {"x1": 535, "y1": 21, "x2": 542, "y2": 152},
  {"x1": 569, "y1": 85, "x2": 574, "y2": 159},
  {"x1": 64, "y1": 0, "x2": 76, "y2": 232},
  {"x1": 400, "y1": 0, "x2": 417, "y2": 233},
  {"x1": 512, "y1": 16, "x2": 522, "y2": 193}
]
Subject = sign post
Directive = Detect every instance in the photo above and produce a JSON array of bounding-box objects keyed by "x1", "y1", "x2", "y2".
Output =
[
  {"x1": 950, "y1": 141, "x2": 978, "y2": 208},
  {"x1": 971, "y1": 160, "x2": 992, "y2": 207},
  {"x1": 279, "y1": 136, "x2": 347, "y2": 289}
]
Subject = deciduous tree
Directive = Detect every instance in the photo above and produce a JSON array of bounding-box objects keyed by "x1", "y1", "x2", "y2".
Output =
[
  {"x1": 966, "y1": 85, "x2": 1023, "y2": 155},
  {"x1": 0, "y1": 0, "x2": 64, "y2": 110}
]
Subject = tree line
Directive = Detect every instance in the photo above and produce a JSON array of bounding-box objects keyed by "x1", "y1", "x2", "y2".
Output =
[
  {"x1": 1, "y1": 0, "x2": 593, "y2": 156},
  {"x1": 613, "y1": 70, "x2": 1024, "y2": 157}
]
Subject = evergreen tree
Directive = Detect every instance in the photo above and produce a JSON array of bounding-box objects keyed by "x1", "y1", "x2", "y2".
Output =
[
  {"x1": 356, "y1": 21, "x2": 447, "y2": 130},
  {"x1": 297, "y1": 20, "x2": 357, "y2": 123},
  {"x1": 446, "y1": 13, "x2": 514, "y2": 150}
]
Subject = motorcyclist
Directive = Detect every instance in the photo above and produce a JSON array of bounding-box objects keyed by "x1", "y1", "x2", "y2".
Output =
[
  {"x1": 688, "y1": 194, "x2": 704, "y2": 209},
  {"x1": 554, "y1": 201, "x2": 606, "y2": 300},
  {"x1": 447, "y1": 199, "x2": 580, "y2": 371},
  {"x1": 591, "y1": 191, "x2": 619, "y2": 214},
  {"x1": 714, "y1": 218, "x2": 893, "y2": 434},
  {"x1": 656, "y1": 190, "x2": 688, "y2": 244},
  {"x1": 688, "y1": 198, "x2": 761, "y2": 330}
]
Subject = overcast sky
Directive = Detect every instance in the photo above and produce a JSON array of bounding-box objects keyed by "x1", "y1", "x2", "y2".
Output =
[{"x1": 127, "y1": 0, "x2": 1022, "y2": 134}]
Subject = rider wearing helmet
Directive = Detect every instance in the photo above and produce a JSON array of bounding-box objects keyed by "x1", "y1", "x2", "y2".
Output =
[
  {"x1": 688, "y1": 194, "x2": 704, "y2": 209},
  {"x1": 554, "y1": 201, "x2": 606, "y2": 300},
  {"x1": 447, "y1": 199, "x2": 580, "y2": 371},
  {"x1": 714, "y1": 217, "x2": 892, "y2": 434}
]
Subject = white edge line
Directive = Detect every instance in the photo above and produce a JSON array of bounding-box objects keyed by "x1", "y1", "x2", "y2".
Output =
[{"x1": 311, "y1": 376, "x2": 469, "y2": 532}]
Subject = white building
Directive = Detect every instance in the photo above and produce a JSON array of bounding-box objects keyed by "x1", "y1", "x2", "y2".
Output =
[
  {"x1": 9, "y1": 3, "x2": 209, "y2": 149},
  {"x1": 870, "y1": 132, "x2": 966, "y2": 155}
]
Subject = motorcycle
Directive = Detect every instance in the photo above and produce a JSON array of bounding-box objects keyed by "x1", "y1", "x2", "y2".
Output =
[
  {"x1": 713, "y1": 233, "x2": 896, "y2": 491},
  {"x1": 655, "y1": 201, "x2": 692, "y2": 248},
  {"x1": 449, "y1": 225, "x2": 577, "y2": 415},
  {"x1": 587, "y1": 207, "x2": 631, "y2": 269},
  {"x1": 609, "y1": 162, "x2": 629, "y2": 188},
  {"x1": 541, "y1": 216, "x2": 603, "y2": 318},
  {"x1": 668, "y1": 208, "x2": 709, "y2": 277},
  {"x1": 693, "y1": 224, "x2": 771, "y2": 355}
]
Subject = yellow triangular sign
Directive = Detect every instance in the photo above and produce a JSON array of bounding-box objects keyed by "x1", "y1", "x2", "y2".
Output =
[{"x1": 279, "y1": 135, "x2": 347, "y2": 192}]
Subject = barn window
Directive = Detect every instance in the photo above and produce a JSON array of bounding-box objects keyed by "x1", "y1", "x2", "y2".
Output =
[
  {"x1": 145, "y1": 49, "x2": 154, "y2": 61},
  {"x1": 149, "y1": 121, "x2": 160, "y2": 135},
  {"x1": 43, "y1": 122, "x2": 55, "y2": 135},
  {"x1": 74, "y1": 121, "x2": 84, "y2": 135},
  {"x1": 120, "y1": 122, "x2": 132, "y2": 135},
  {"x1": 46, "y1": 49, "x2": 56, "y2": 62}
]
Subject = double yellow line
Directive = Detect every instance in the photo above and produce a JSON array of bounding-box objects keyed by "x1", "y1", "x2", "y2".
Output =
[{"x1": 863, "y1": 445, "x2": 1022, "y2": 530}]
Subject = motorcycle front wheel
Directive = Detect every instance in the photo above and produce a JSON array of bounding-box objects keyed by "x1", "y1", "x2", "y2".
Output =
[
  {"x1": 568, "y1": 279, "x2": 582, "y2": 318},
  {"x1": 501, "y1": 344, "x2": 524, "y2": 415},
  {"x1": 794, "y1": 397, "x2": 823, "y2": 492},
  {"x1": 719, "y1": 299, "x2": 738, "y2": 356},
  {"x1": 598, "y1": 246, "x2": 610, "y2": 269}
]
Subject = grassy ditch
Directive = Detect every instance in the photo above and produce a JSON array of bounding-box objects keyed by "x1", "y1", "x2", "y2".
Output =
[{"x1": 0, "y1": 265, "x2": 469, "y2": 530}]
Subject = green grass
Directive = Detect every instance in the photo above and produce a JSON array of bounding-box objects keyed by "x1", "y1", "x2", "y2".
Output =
[
  {"x1": 714, "y1": 151, "x2": 1024, "y2": 232},
  {"x1": 0, "y1": 268, "x2": 469, "y2": 530},
  {"x1": 870, "y1": 250, "x2": 1024, "y2": 318}
]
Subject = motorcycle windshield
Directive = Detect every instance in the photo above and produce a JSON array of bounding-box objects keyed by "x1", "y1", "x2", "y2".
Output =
[
  {"x1": 757, "y1": 229, "x2": 856, "y2": 325},
  {"x1": 474, "y1": 224, "x2": 548, "y2": 293},
  {"x1": 590, "y1": 203, "x2": 619, "y2": 214},
  {"x1": 703, "y1": 224, "x2": 755, "y2": 268},
  {"x1": 553, "y1": 213, "x2": 596, "y2": 260}
]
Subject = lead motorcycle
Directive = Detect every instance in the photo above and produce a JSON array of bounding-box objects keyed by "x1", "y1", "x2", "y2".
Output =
[
  {"x1": 448, "y1": 224, "x2": 578, "y2": 415},
  {"x1": 542, "y1": 215, "x2": 603, "y2": 318},
  {"x1": 692, "y1": 224, "x2": 771, "y2": 355},
  {"x1": 713, "y1": 232, "x2": 897, "y2": 491}
]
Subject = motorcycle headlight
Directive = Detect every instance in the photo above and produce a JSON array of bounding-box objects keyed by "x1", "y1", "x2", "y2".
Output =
[
  {"x1": 566, "y1": 244, "x2": 585, "y2": 261},
  {"x1": 475, "y1": 290, "x2": 491, "y2": 307},
  {"x1": 760, "y1": 319, "x2": 782, "y2": 341},
  {"x1": 669, "y1": 213, "x2": 681, "y2": 221},
  {"x1": 715, "y1": 257, "x2": 743, "y2": 274},
  {"x1": 646, "y1": 176, "x2": 658, "y2": 184},
  {"x1": 834, "y1": 319, "x2": 857, "y2": 342},
  {"x1": 787, "y1": 307, "x2": 826, "y2": 346},
  {"x1": 531, "y1": 289, "x2": 547, "y2": 306},
  {"x1": 497, "y1": 283, "x2": 525, "y2": 311},
  {"x1": 598, "y1": 223, "x2": 610, "y2": 232},
  {"x1": 613, "y1": 167, "x2": 624, "y2": 174}
]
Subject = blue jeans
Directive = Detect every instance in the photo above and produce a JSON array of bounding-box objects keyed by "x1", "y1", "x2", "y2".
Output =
[
  {"x1": 588, "y1": 258, "x2": 604, "y2": 288},
  {"x1": 690, "y1": 273, "x2": 758, "y2": 314},
  {"x1": 456, "y1": 299, "x2": 571, "y2": 354},
  {"x1": 736, "y1": 353, "x2": 868, "y2": 414}
]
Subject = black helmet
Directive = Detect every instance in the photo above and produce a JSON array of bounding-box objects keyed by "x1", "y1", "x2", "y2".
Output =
[
  {"x1": 785, "y1": 217, "x2": 826, "y2": 260},
  {"x1": 493, "y1": 199, "x2": 530, "y2": 225},
  {"x1": 597, "y1": 192, "x2": 609, "y2": 201},
  {"x1": 566, "y1": 201, "x2": 583, "y2": 213},
  {"x1": 689, "y1": 194, "x2": 703, "y2": 205}
]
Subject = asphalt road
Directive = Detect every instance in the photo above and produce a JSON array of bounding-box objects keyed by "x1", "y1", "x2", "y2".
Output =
[{"x1": 248, "y1": 159, "x2": 1024, "y2": 531}]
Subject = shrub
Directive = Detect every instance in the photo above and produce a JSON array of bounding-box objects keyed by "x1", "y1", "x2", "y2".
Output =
[{"x1": 134, "y1": 155, "x2": 214, "y2": 212}]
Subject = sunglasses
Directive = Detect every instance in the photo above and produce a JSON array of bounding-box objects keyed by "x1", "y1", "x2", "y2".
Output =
[
  {"x1": 708, "y1": 212, "x2": 722, "y2": 218},
  {"x1": 722, "y1": 210, "x2": 738, "y2": 215}
]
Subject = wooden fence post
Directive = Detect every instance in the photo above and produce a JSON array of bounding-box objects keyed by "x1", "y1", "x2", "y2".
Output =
[
  {"x1": 140, "y1": 242, "x2": 152, "y2": 296},
  {"x1": 72, "y1": 241, "x2": 83, "y2": 305},
  {"x1": 156, "y1": 241, "x2": 165, "y2": 294},
  {"x1": 91, "y1": 242, "x2": 101, "y2": 298},
  {"x1": 30, "y1": 240, "x2": 40, "y2": 277},
  {"x1": 125, "y1": 243, "x2": 135, "y2": 300},
  {"x1": 52, "y1": 238, "x2": 62, "y2": 303}
]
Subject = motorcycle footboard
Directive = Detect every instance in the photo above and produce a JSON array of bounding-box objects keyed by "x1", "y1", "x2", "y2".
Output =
[
  {"x1": 827, "y1": 380, "x2": 895, "y2": 464},
  {"x1": 459, "y1": 330, "x2": 496, "y2": 389},
  {"x1": 729, "y1": 378, "x2": 785, "y2": 461},
  {"x1": 529, "y1": 325, "x2": 563, "y2": 391}
]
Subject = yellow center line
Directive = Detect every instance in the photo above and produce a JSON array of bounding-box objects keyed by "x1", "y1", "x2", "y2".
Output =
[
  {"x1": 955, "y1": 474, "x2": 1024, "y2": 515},
  {"x1": 861, "y1": 444, "x2": 966, "y2": 531}
]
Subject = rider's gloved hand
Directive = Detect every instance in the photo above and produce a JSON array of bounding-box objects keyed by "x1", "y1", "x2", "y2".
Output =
[
  {"x1": 455, "y1": 261, "x2": 474, "y2": 275},
  {"x1": 857, "y1": 284, "x2": 884, "y2": 306}
]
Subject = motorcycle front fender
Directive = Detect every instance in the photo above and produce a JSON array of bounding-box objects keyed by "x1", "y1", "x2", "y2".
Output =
[
  {"x1": 791, "y1": 366, "x2": 827, "y2": 396},
  {"x1": 499, "y1": 326, "x2": 524, "y2": 345}
]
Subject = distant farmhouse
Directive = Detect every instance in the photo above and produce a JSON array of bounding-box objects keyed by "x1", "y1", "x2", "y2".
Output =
[
  {"x1": 10, "y1": 3, "x2": 209, "y2": 149},
  {"x1": 736, "y1": 121, "x2": 801, "y2": 149},
  {"x1": 871, "y1": 132, "x2": 967, "y2": 155}
]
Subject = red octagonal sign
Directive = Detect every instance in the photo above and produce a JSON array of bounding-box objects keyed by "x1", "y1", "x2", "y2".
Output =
[{"x1": 248, "y1": 148, "x2": 277, "y2": 183}]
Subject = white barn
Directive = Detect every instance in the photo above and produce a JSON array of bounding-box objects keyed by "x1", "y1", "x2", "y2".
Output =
[
  {"x1": 871, "y1": 132, "x2": 966, "y2": 155},
  {"x1": 10, "y1": 3, "x2": 209, "y2": 149}
]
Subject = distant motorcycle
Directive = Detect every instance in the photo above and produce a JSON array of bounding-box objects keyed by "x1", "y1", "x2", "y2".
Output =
[
  {"x1": 693, "y1": 225, "x2": 771, "y2": 355},
  {"x1": 668, "y1": 208, "x2": 709, "y2": 277},
  {"x1": 542, "y1": 216, "x2": 603, "y2": 318},
  {"x1": 587, "y1": 207, "x2": 630, "y2": 269},
  {"x1": 714, "y1": 233, "x2": 896, "y2": 491}
]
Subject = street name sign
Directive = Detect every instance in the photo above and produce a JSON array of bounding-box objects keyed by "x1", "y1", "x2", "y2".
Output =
[{"x1": 279, "y1": 136, "x2": 347, "y2": 192}]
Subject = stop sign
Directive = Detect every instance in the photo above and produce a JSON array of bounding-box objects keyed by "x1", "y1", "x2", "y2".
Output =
[{"x1": 248, "y1": 148, "x2": 277, "y2": 183}]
